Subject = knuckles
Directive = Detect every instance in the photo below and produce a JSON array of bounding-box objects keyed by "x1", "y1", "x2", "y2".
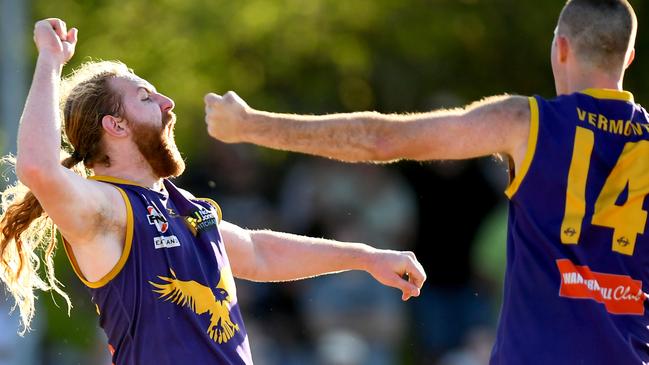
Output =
[{"x1": 204, "y1": 93, "x2": 220, "y2": 105}]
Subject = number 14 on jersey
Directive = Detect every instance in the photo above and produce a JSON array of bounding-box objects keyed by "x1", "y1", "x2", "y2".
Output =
[{"x1": 561, "y1": 126, "x2": 649, "y2": 255}]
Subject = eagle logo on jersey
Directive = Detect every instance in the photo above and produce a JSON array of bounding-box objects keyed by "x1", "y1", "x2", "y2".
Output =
[{"x1": 149, "y1": 267, "x2": 240, "y2": 344}]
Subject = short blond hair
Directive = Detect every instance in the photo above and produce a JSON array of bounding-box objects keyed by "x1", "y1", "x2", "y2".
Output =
[{"x1": 558, "y1": 0, "x2": 637, "y2": 71}]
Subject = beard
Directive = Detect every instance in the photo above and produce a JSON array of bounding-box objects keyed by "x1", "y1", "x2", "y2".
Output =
[{"x1": 129, "y1": 111, "x2": 185, "y2": 178}]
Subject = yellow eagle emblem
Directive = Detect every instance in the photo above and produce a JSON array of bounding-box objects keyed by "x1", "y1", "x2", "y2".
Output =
[{"x1": 149, "y1": 267, "x2": 240, "y2": 344}]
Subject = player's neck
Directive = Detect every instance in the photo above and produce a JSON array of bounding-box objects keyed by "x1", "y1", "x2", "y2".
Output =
[
  {"x1": 566, "y1": 70, "x2": 624, "y2": 94},
  {"x1": 91, "y1": 139, "x2": 166, "y2": 190},
  {"x1": 92, "y1": 152, "x2": 164, "y2": 191}
]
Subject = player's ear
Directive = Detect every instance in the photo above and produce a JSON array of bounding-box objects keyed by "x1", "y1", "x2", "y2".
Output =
[
  {"x1": 556, "y1": 35, "x2": 570, "y2": 63},
  {"x1": 102, "y1": 115, "x2": 128, "y2": 138},
  {"x1": 625, "y1": 48, "x2": 635, "y2": 69}
]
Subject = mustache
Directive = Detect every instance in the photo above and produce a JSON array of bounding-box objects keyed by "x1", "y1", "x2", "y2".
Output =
[{"x1": 163, "y1": 111, "x2": 176, "y2": 127}]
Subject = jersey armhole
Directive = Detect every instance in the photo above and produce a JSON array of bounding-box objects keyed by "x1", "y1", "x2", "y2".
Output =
[
  {"x1": 504, "y1": 96, "x2": 540, "y2": 199},
  {"x1": 196, "y1": 197, "x2": 223, "y2": 223},
  {"x1": 62, "y1": 186, "x2": 135, "y2": 289}
]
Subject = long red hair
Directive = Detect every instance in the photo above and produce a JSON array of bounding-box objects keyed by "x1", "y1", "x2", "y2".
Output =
[{"x1": 0, "y1": 60, "x2": 131, "y2": 333}]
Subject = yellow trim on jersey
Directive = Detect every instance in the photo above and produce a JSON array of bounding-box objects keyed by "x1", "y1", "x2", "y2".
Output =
[
  {"x1": 62, "y1": 186, "x2": 134, "y2": 289},
  {"x1": 505, "y1": 97, "x2": 539, "y2": 198},
  {"x1": 580, "y1": 89, "x2": 634, "y2": 103},
  {"x1": 89, "y1": 175, "x2": 148, "y2": 188},
  {"x1": 196, "y1": 197, "x2": 223, "y2": 222}
]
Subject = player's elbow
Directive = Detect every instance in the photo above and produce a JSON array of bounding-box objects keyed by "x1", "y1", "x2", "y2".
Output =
[
  {"x1": 226, "y1": 228, "x2": 265, "y2": 281},
  {"x1": 15, "y1": 159, "x2": 54, "y2": 190},
  {"x1": 234, "y1": 230, "x2": 285, "y2": 282},
  {"x1": 16, "y1": 160, "x2": 40, "y2": 186}
]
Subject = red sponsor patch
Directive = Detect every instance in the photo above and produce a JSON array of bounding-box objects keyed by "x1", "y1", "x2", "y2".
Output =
[{"x1": 556, "y1": 258, "x2": 646, "y2": 315}]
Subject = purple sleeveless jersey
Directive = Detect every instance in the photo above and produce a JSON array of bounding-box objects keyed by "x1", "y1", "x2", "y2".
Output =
[
  {"x1": 64, "y1": 177, "x2": 253, "y2": 365},
  {"x1": 491, "y1": 90, "x2": 649, "y2": 364}
]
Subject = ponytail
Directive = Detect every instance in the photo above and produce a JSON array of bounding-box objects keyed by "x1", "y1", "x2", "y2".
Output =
[{"x1": 0, "y1": 152, "x2": 86, "y2": 333}]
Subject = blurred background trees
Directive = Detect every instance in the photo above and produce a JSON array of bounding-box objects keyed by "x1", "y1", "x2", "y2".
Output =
[{"x1": 2, "y1": 1, "x2": 649, "y2": 364}]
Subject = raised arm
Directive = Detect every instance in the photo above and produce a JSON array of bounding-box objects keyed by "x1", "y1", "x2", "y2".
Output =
[
  {"x1": 16, "y1": 19, "x2": 125, "y2": 278},
  {"x1": 219, "y1": 221, "x2": 426, "y2": 301},
  {"x1": 205, "y1": 92, "x2": 531, "y2": 167}
]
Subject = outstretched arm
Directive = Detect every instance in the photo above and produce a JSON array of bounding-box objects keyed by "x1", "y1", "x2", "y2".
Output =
[
  {"x1": 219, "y1": 221, "x2": 426, "y2": 301},
  {"x1": 205, "y1": 92, "x2": 531, "y2": 167},
  {"x1": 16, "y1": 19, "x2": 125, "y2": 280}
]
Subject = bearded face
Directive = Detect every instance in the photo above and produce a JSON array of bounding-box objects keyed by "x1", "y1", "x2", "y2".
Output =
[{"x1": 128, "y1": 110, "x2": 185, "y2": 178}]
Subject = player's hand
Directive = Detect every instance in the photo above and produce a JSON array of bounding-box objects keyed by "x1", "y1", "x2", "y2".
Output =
[
  {"x1": 366, "y1": 249, "x2": 426, "y2": 301},
  {"x1": 204, "y1": 91, "x2": 251, "y2": 143},
  {"x1": 33, "y1": 18, "x2": 78, "y2": 65}
]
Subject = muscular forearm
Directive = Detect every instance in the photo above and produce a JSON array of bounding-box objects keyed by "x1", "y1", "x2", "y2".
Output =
[
  {"x1": 241, "y1": 109, "x2": 404, "y2": 162},
  {"x1": 246, "y1": 229, "x2": 377, "y2": 282},
  {"x1": 16, "y1": 54, "x2": 64, "y2": 180}
]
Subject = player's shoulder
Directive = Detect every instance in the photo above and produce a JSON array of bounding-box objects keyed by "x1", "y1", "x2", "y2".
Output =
[
  {"x1": 503, "y1": 94, "x2": 532, "y2": 117},
  {"x1": 486, "y1": 94, "x2": 532, "y2": 129},
  {"x1": 474, "y1": 94, "x2": 531, "y2": 123},
  {"x1": 173, "y1": 185, "x2": 223, "y2": 222},
  {"x1": 81, "y1": 176, "x2": 128, "y2": 206}
]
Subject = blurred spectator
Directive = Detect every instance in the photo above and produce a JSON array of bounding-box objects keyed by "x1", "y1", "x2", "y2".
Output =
[
  {"x1": 471, "y1": 202, "x2": 508, "y2": 322},
  {"x1": 316, "y1": 330, "x2": 370, "y2": 365},
  {"x1": 181, "y1": 142, "x2": 281, "y2": 230},
  {"x1": 437, "y1": 326, "x2": 495, "y2": 365},
  {"x1": 399, "y1": 159, "x2": 501, "y2": 363}
]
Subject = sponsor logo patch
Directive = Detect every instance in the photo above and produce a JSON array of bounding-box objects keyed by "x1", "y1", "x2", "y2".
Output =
[
  {"x1": 557, "y1": 258, "x2": 646, "y2": 315},
  {"x1": 154, "y1": 235, "x2": 181, "y2": 249},
  {"x1": 147, "y1": 204, "x2": 169, "y2": 233},
  {"x1": 184, "y1": 206, "x2": 217, "y2": 236}
]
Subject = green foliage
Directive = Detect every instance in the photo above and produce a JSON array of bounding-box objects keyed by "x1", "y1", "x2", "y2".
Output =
[{"x1": 30, "y1": 1, "x2": 649, "y2": 160}]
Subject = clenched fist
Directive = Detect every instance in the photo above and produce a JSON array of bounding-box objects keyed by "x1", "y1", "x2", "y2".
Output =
[
  {"x1": 33, "y1": 18, "x2": 78, "y2": 65},
  {"x1": 204, "y1": 91, "x2": 251, "y2": 143},
  {"x1": 365, "y1": 249, "x2": 426, "y2": 301}
]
